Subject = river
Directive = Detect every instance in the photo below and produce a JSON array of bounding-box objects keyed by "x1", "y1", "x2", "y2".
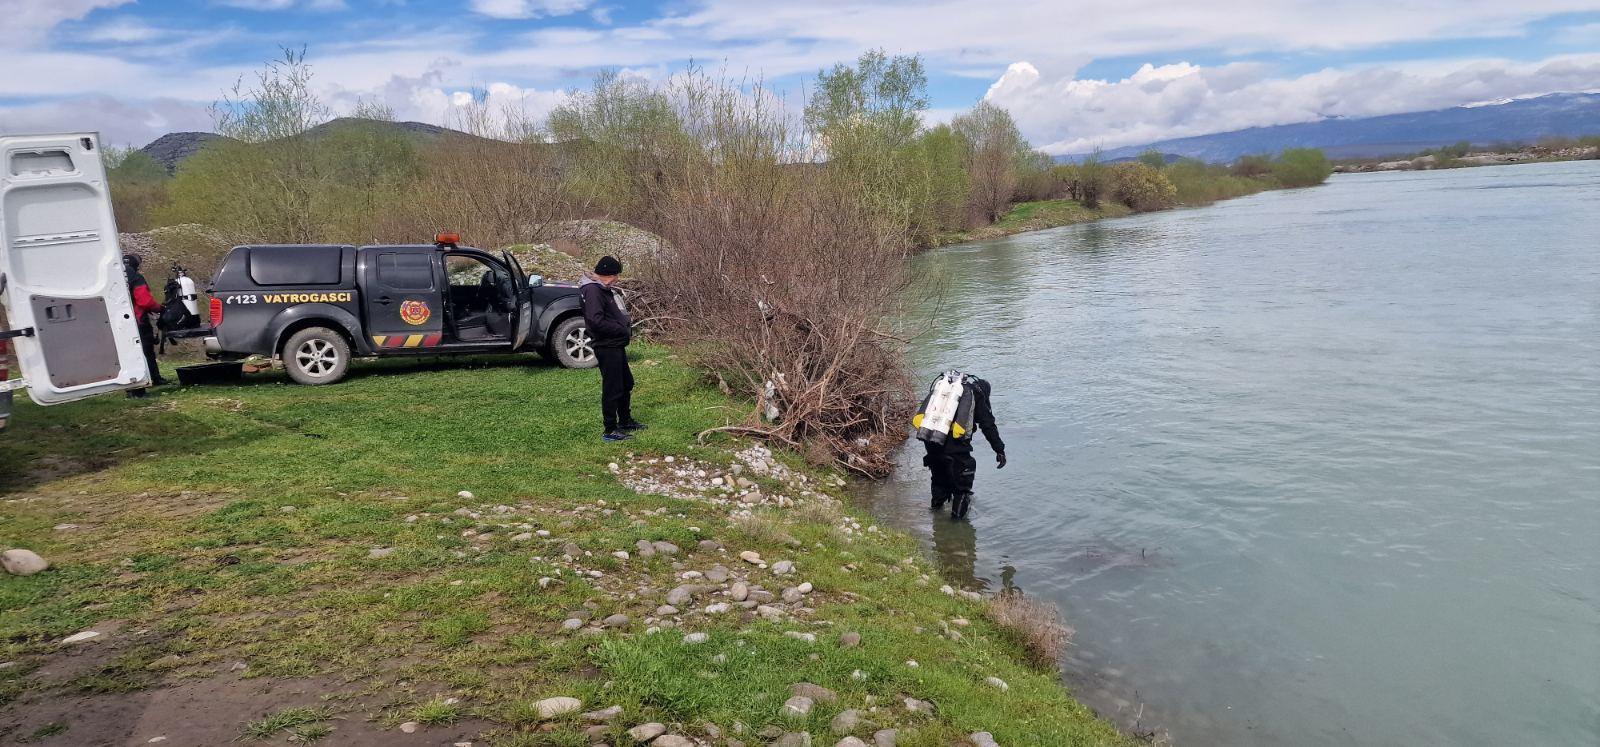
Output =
[{"x1": 863, "y1": 161, "x2": 1600, "y2": 745}]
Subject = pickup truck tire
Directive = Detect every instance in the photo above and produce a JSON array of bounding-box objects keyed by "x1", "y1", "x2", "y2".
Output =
[
  {"x1": 550, "y1": 316, "x2": 598, "y2": 369},
  {"x1": 282, "y1": 327, "x2": 351, "y2": 385}
]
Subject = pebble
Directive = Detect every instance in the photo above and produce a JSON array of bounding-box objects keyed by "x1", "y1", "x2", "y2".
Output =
[
  {"x1": 905, "y1": 660, "x2": 919, "y2": 668},
  {"x1": 656, "y1": 605, "x2": 679, "y2": 616},
  {"x1": 666, "y1": 585, "x2": 701, "y2": 607},
  {"x1": 730, "y1": 582, "x2": 750, "y2": 602},
  {"x1": 772, "y1": 732, "x2": 812, "y2": 747},
  {"x1": 626, "y1": 723, "x2": 666, "y2": 741},
  {"x1": 903, "y1": 697, "x2": 933, "y2": 714},
  {"x1": 771, "y1": 560, "x2": 795, "y2": 575},
  {"x1": 612, "y1": 551, "x2": 630, "y2": 560},
  {"x1": 562, "y1": 543, "x2": 583, "y2": 557},
  {"x1": 536, "y1": 529, "x2": 551, "y2": 537},
  {"x1": 636, "y1": 539, "x2": 656, "y2": 557},
  {"x1": 697, "y1": 539, "x2": 722, "y2": 551},
  {"x1": 850, "y1": 669, "x2": 867, "y2": 681},
  {"x1": 652, "y1": 541, "x2": 680, "y2": 555},
  {"x1": 784, "y1": 631, "x2": 816, "y2": 643},
  {"x1": 738, "y1": 551, "x2": 762, "y2": 564},
  {"x1": 682, "y1": 632, "x2": 709, "y2": 644},
  {"x1": 758, "y1": 605, "x2": 783, "y2": 619},
  {"x1": 704, "y1": 603, "x2": 730, "y2": 614},
  {"x1": 511, "y1": 532, "x2": 533, "y2": 542},
  {"x1": 970, "y1": 732, "x2": 1000, "y2": 747},
  {"x1": 835, "y1": 738, "x2": 869, "y2": 747},
  {"x1": 603, "y1": 614, "x2": 630, "y2": 628},
  {"x1": 147, "y1": 738, "x2": 168, "y2": 744},
  {"x1": 457, "y1": 490, "x2": 474, "y2": 499},
  {"x1": 664, "y1": 456, "x2": 675, "y2": 463},
  {"x1": 607, "y1": 462, "x2": 620, "y2": 472},
  {"x1": 0, "y1": 549, "x2": 48, "y2": 576},
  {"x1": 584, "y1": 705, "x2": 623, "y2": 722},
  {"x1": 783, "y1": 695, "x2": 814, "y2": 717},
  {"x1": 873, "y1": 729, "x2": 898, "y2": 747},
  {"x1": 653, "y1": 737, "x2": 695, "y2": 747},
  {"x1": 797, "y1": 582, "x2": 813, "y2": 594},
  {"x1": 985, "y1": 676, "x2": 1009, "y2": 691},
  {"x1": 400, "y1": 721, "x2": 420, "y2": 733},
  {"x1": 538, "y1": 577, "x2": 554, "y2": 588},
  {"x1": 782, "y1": 588, "x2": 803, "y2": 604},
  {"x1": 791, "y1": 682, "x2": 837, "y2": 703},
  {"x1": 705, "y1": 565, "x2": 730, "y2": 583},
  {"x1": 562, "y1": 618, "x2": 584, "y2": 631},
  {"x1": 534, "y1": 696, "x2": 583, "y2": 719},
  {"x1": 839, "y1": 632, "x2": 861, "y2": 647},
  {"x1": 60, "y1": 630, "x2": 101, "y2": 644}
]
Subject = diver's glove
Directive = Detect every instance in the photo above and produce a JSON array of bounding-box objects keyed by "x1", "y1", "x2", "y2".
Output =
[{"x1": 995, "y1": 451, "x2": 1007, "y2": 469}]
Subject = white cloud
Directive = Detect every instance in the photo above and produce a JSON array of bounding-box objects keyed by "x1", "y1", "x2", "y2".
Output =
[
  {"x1": 3, "y1": 0, "x2": 130, "y2": 44},
  {"x1": 469, "y1": 0, "x2": 592, "y2": 19},
  {"x1": 0, "y1": 95, "x2": 212, "y2": 146},
  {"x1": 983, "y1": 55, "x2": 1600, "y2": 154},
  {"x1": 212, "y1": 0, "x2": 347, "y2": 10}
]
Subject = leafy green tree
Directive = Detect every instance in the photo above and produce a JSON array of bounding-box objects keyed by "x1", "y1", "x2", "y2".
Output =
[
  {"x1": 1138, "y1": 149, "x2": 1168, "y2": 169},
  {"x1": 1111, "y1": 162, "x2": 1177, "y2": 211},
  {"x1": 1231, "y1": 154, "x2": 1273, "y2": 178},
  {"x1": 1272, "y1": 147, "x2": 1333, "y2": 187},
  {"x1": 547, "y1": 69, "x2": 686, "y2": 220},
  {"x1": 951, "y1": 102, "x2": 1027, "y2": 224}
]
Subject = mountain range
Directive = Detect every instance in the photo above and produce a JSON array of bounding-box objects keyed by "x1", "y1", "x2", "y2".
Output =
[
  {"x1": 138, "y1": 118, "x2": 467, "y2": 173},
  {"x1": 1062, "y1": 92, "x2": 1600, "y2": 164}
]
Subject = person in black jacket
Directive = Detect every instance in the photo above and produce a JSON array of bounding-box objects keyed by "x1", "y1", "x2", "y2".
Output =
[
  {"x1": 923, "y1": 373, "x2": 1005, "y2": 519},
  {"x1": 579, "y1": 256, "x2": 643, "y2": 441}
]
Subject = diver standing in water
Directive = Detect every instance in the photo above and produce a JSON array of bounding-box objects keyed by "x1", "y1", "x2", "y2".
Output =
[{"x1": 913, "y1": 370, "x2": 1005, "y2": 519}]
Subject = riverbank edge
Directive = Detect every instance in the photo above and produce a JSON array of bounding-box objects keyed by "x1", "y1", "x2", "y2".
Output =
[{"x1": 0, "y1": 349, "x2": 1130, "y2": 746}]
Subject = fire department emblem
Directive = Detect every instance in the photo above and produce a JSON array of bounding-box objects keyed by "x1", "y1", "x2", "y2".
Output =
[{"x1": 399, "y1": 299, "x2": 431, "y2": 326}]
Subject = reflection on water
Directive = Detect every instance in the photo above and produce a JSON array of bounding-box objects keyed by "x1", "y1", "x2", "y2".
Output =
[{"x1": 862, "y1": 162, "x2": 1600, "y2": 746}]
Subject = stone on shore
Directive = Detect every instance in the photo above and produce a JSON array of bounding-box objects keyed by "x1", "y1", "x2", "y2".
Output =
[
  {"x1": 783, "y1": 695, "x2": 814, "y2": 717},
  {"x1": 970, "y1": 732, "x2": 1000, "y2": 747},
  {"x1": 1, "y1": 549, "x2": 49, "y2": 576},
  {"x1": 583, "y1": 705, "x2": 623, "y2": 722},
  {"x1": 831, "y1": 709, "x2": 868, "y2": 734},
  {"x1": 534, "y1": 696, "x2": 582, "y2": 719},
  {"x1": 839, "y1": 632, "x2": 861, "y2": 647},
  {"x1": 790, "y1": 682, "x2": 837, "y2": 703},
  {"x1": 626, "y1": 722, "x2": 666, "y2": 741},
  {"x1": 730, "y1": 582, "x2": 750, "y2": 602},
  {"x1": 873, "y1": 729, "x2": 898, "y2": 747},
  {"x1": 772, "y1": 734, "x2": 812, "y2": 747},
  {"x1": 653, "y1": 735, "x2": 695, "y2": 747},
  {"x1": 771, "y1": 560, "x2": 795, "y2": 575},
  {"x1": 603, "y1": 614, "x2": 630, "y2": 628},
  {"x1": 682, "y1": 632, "x2": 708, "y2": 644},
  {"x1": 985, "y1": 676, "x2": 1009, "y2": 691},
  {"x1": 835, "y1": 738, "x2": 869, "y2": 747}
]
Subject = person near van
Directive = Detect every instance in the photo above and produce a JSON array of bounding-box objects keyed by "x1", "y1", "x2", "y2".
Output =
[
  {"x1": 123, "y1": 254, "x2": 166, "y2": 395},
  {"x1": 579, "y1": 256, "x2": 643, "y2": 441},
  {"x1": 912, "y1": 370, "x2": 1005, "y2": 519}
]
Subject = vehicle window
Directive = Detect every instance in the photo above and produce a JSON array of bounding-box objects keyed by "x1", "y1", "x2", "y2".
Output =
[
  {"x1": 248, "y1": 246, "x2": 343, "y2": 285},
  {"x1": 379, "y1": 253, "x2": 435, "y2": 290},
  {"x1": 445, "y1": 255, "x2": 503, "y2": 287}
]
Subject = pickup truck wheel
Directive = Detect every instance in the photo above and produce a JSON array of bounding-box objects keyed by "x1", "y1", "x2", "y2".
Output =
[
  {"x1": 283, "y1": 327, "x2": 350, "y2": 385},
  {"x1": 551, "y1": 317, "x2": 598, "y2": 369}
]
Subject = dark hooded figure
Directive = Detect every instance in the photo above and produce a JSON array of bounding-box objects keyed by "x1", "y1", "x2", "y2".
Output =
[
  {"x1": 124, "y1": 254, "x2": 166, "y2": 395},
  {"x1": 914, "y1": 371, "x2": 1005, "y2": 519},
  {"x1": 579, "y1": 255, "x2": 644, "y2": 441}
]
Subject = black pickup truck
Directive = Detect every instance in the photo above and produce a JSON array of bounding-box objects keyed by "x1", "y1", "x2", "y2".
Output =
[{"x1": 203, "y1": 237, "x2": 598, "y2": 384}]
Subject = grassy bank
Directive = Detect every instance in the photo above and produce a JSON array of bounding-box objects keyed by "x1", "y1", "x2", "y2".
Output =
[
  {"x1": 933, "y1": 200, "x2": 1133, "y2": 246},
  {"x1": 0, "y1": 348, "x2": 1125, "y2": 746}
]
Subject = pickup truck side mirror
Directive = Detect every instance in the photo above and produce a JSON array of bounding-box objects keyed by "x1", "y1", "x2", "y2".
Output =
[{"x1": 527, "y1": 274, "x2": 544, "y2": 288}]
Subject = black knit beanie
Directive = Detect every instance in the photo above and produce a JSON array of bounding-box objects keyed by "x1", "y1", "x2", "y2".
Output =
[{"x1": 594, "y1": 255, "x2": 622, "y2": 276}]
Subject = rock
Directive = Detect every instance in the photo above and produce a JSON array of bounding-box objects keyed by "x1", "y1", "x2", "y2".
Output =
[
  {"x1": 626, "y1": 722, "x2": 666, "y2": 741},
  {"x1": 697, "y1": 539, "x2": 722, "y2": 551},
  {"x1": 665, "y1": 585, "x2": 702, "y2": 607},
  {"x1": 563, "y1": 543, "x2": 583, "y2": 557},
  {"x1": 60, "y1": 630, "x2": 101, "y2": 644},
  {"x1": 535, "y1": 696, "x2": 583, "y2": 719},
  {"x1": 850, "y1": 669, "x2": 867, "y2": 681},
  {"x1": 839, "y1": 632, "x2": 861, "y2": 648},
  {"x1": 738, "y1": 551, "x2": 762, "y2": 564},
  {"x1": 782, "y1": 588, "x2": 804, "y2": 604},
  {"x1": 797, "y1": 582, "x2": 813, "y2": 594},
  {"x1": 562, "y1": 618, "x2": 584, "y2": 631},
  {"x1": 653, "y1": 737, "x2": 695, "y2": 747},
  {"x1": 400, "y1": 721, "x2": 420, "y2": 733},
  {"x1": 835, "y1": 738, "x2": 869, "y2": 747},
  {"x1": 831, "y1": 709, "x2": 868, "y2": 734},
  {"x1": 771, "y1": 560, "x2": 795, "y2": 575},
  {"x1": 902, "y1": 697, "x2": 933, "y2": 714},
  {"x1": 985, "y1": 676, "x2": 1009, "y2": 691},
  {"x1": 656, "y1": 605, "x2": 679, "y2": 616},
  {"x1": 603, "y1": 614, "x2": 630, "y2": 628},
  {"x1": 612, "y1": 551, "x2": 630, "y2": 560},
  {"x1": 950, "y1": 618, "x2": 970, "y2": 627},
  {"x1": 905, "y1": 660, "x2": 919, "y2": 668},
  {"x1": 511, "y1": 532, "x2": 534, "y2": 542},
  {"x1": 730, "y1": 582, "x2": 749, "y2": 602},
  {"x1": 147, "y1": 738, "x2": 168, "y2": 744},
  {"x1": 704, "y1": 603, "x2": 730, "y2": 614},
  {"x1": 782, "y1": 695, "x2": 814, "y2": 717},
  {"x1": 772, "y1": 733, "x2": 812, "y2": 747},
  {"x1": 1, "y1": 549, "x2": 49, "y2": 576},
  {"x1": 651, "y1": 541, "x2": 680, "y2": 555},
  {"x1": 791, "y1": 682, "x2": 837, "y2": 703},
  {"x1": 705, "y1": 565, "x2": 730, "y2": 583},
  {"x1": 458, "y1": 490, "x2": 474, "y2": 499},
  {"x1": 365, "y1": 546, "x2": 396, "y2": 559},
  {"x1": 969, "y1": 732, "x2": 1000, "y2": 747},
  {"x1": 583, "y1": 705, "x2": 623, "y2": 722},
  {"x1": 682, "y1": 632, "x2": 709, "y2": 644},
  {"x1": 784, "y1": 631, "x2": 816, "y2": 643},
  {"x1": 872, "y1": 729, "x2": 897, "y2": 747}
]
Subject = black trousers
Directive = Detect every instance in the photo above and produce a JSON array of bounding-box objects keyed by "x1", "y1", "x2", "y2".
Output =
[
  {"x1": 138, "y1": 320, "x2": 163, "y2": 384},
  {"x1": 924, "y1": 442, "x2": 977, "y2": 506},
  {"x1": 594, "y1": 346, "x2": 634, "y2": 431}
]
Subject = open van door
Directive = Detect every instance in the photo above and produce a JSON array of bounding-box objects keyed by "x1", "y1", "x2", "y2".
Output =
[{"x1": 0, "y1": 133, "x2": 150, "y2": 405}]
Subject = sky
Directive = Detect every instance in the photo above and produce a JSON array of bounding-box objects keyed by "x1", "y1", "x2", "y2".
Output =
[{"x1": 3, "y1": 0, "x2": 1599, "y2": 154}]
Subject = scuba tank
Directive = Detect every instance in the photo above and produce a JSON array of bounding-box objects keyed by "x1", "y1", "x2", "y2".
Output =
[
  {"x1": 157, "y1": 264, "x2": 202, "y2": 343},
  {"x1": 913, "y1": 370, "x2": 977, "y2": 445}
]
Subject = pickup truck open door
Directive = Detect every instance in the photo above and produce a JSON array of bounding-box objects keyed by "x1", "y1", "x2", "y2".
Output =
[
  {"x1": 502, "y1": 250, "x2": 534, "y2": 350},
  {"x1": 0, "y1": 133, "x2": 151, "y2": 405}
]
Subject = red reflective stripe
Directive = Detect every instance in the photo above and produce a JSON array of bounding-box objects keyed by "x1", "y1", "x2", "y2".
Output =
[{"x1": 422, "y1": 333, "x2": 442, "y2": 347}]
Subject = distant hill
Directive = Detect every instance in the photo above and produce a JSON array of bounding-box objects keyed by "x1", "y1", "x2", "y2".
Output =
[
  {"x1": 1060, "y1": 92, "x2": 1600, "y2": 164},
  {"x1": 137, "y1": 118, "x2": 478, "y2": 174}
]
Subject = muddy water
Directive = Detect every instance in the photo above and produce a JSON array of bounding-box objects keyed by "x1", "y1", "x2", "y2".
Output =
[{"x1": 863, "y1": 161, "x2": 1600, "y2": 745}]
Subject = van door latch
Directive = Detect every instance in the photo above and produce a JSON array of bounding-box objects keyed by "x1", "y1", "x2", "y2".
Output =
[{"x1": 0, "y1": 328, "x2": 36, "y2": 341}]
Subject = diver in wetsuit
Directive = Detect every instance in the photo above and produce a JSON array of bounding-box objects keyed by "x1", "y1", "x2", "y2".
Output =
[{"x1": 914, "y1": 371, "x2": 1005, "y2": 519}]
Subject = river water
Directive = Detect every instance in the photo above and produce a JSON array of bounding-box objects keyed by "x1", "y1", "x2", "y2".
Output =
[{"x1": 863, "y1": 161, "x2": 1600, "y2": 745}]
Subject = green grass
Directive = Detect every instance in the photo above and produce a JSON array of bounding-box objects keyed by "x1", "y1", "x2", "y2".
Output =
[
  {"x1": 934, "y1": 199, "x2": 1133, "y2": 247},
  {"x1": 0, "y1": 345, "x2": 1126, "y2": 745}
]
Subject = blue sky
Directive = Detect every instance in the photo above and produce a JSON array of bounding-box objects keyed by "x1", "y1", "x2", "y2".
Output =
[{"x1": 4, "y1": 0, "x2": 1600, "y2": 152}]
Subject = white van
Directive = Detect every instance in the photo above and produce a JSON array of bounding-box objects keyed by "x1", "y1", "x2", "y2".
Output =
[{"x1": 0, "y1": 133, "x2": 154, "y2": 428}]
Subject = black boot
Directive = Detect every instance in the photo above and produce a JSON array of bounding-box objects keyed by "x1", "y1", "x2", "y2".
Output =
[
  {"x1": 950, "y1": 492, "x2": 972, "y2": 520},
  {"x1": 931, "y1": 490, "x2": 948, "y2": 510}
]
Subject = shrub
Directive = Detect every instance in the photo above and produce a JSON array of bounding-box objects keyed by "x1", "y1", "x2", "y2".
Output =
[
  {"x1": 1110, "y1": 162, "x2": 1177, "y2": 211},
  {"x1": 1272, "y1": 147, "x2": 1334, "y2": 187},
  {"x1": 1231, "y1": 154, "x2": 1273, "y2": 178},
  {"x1": 988, "y1": 590, "x2": 1073, "y2": 669}
]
